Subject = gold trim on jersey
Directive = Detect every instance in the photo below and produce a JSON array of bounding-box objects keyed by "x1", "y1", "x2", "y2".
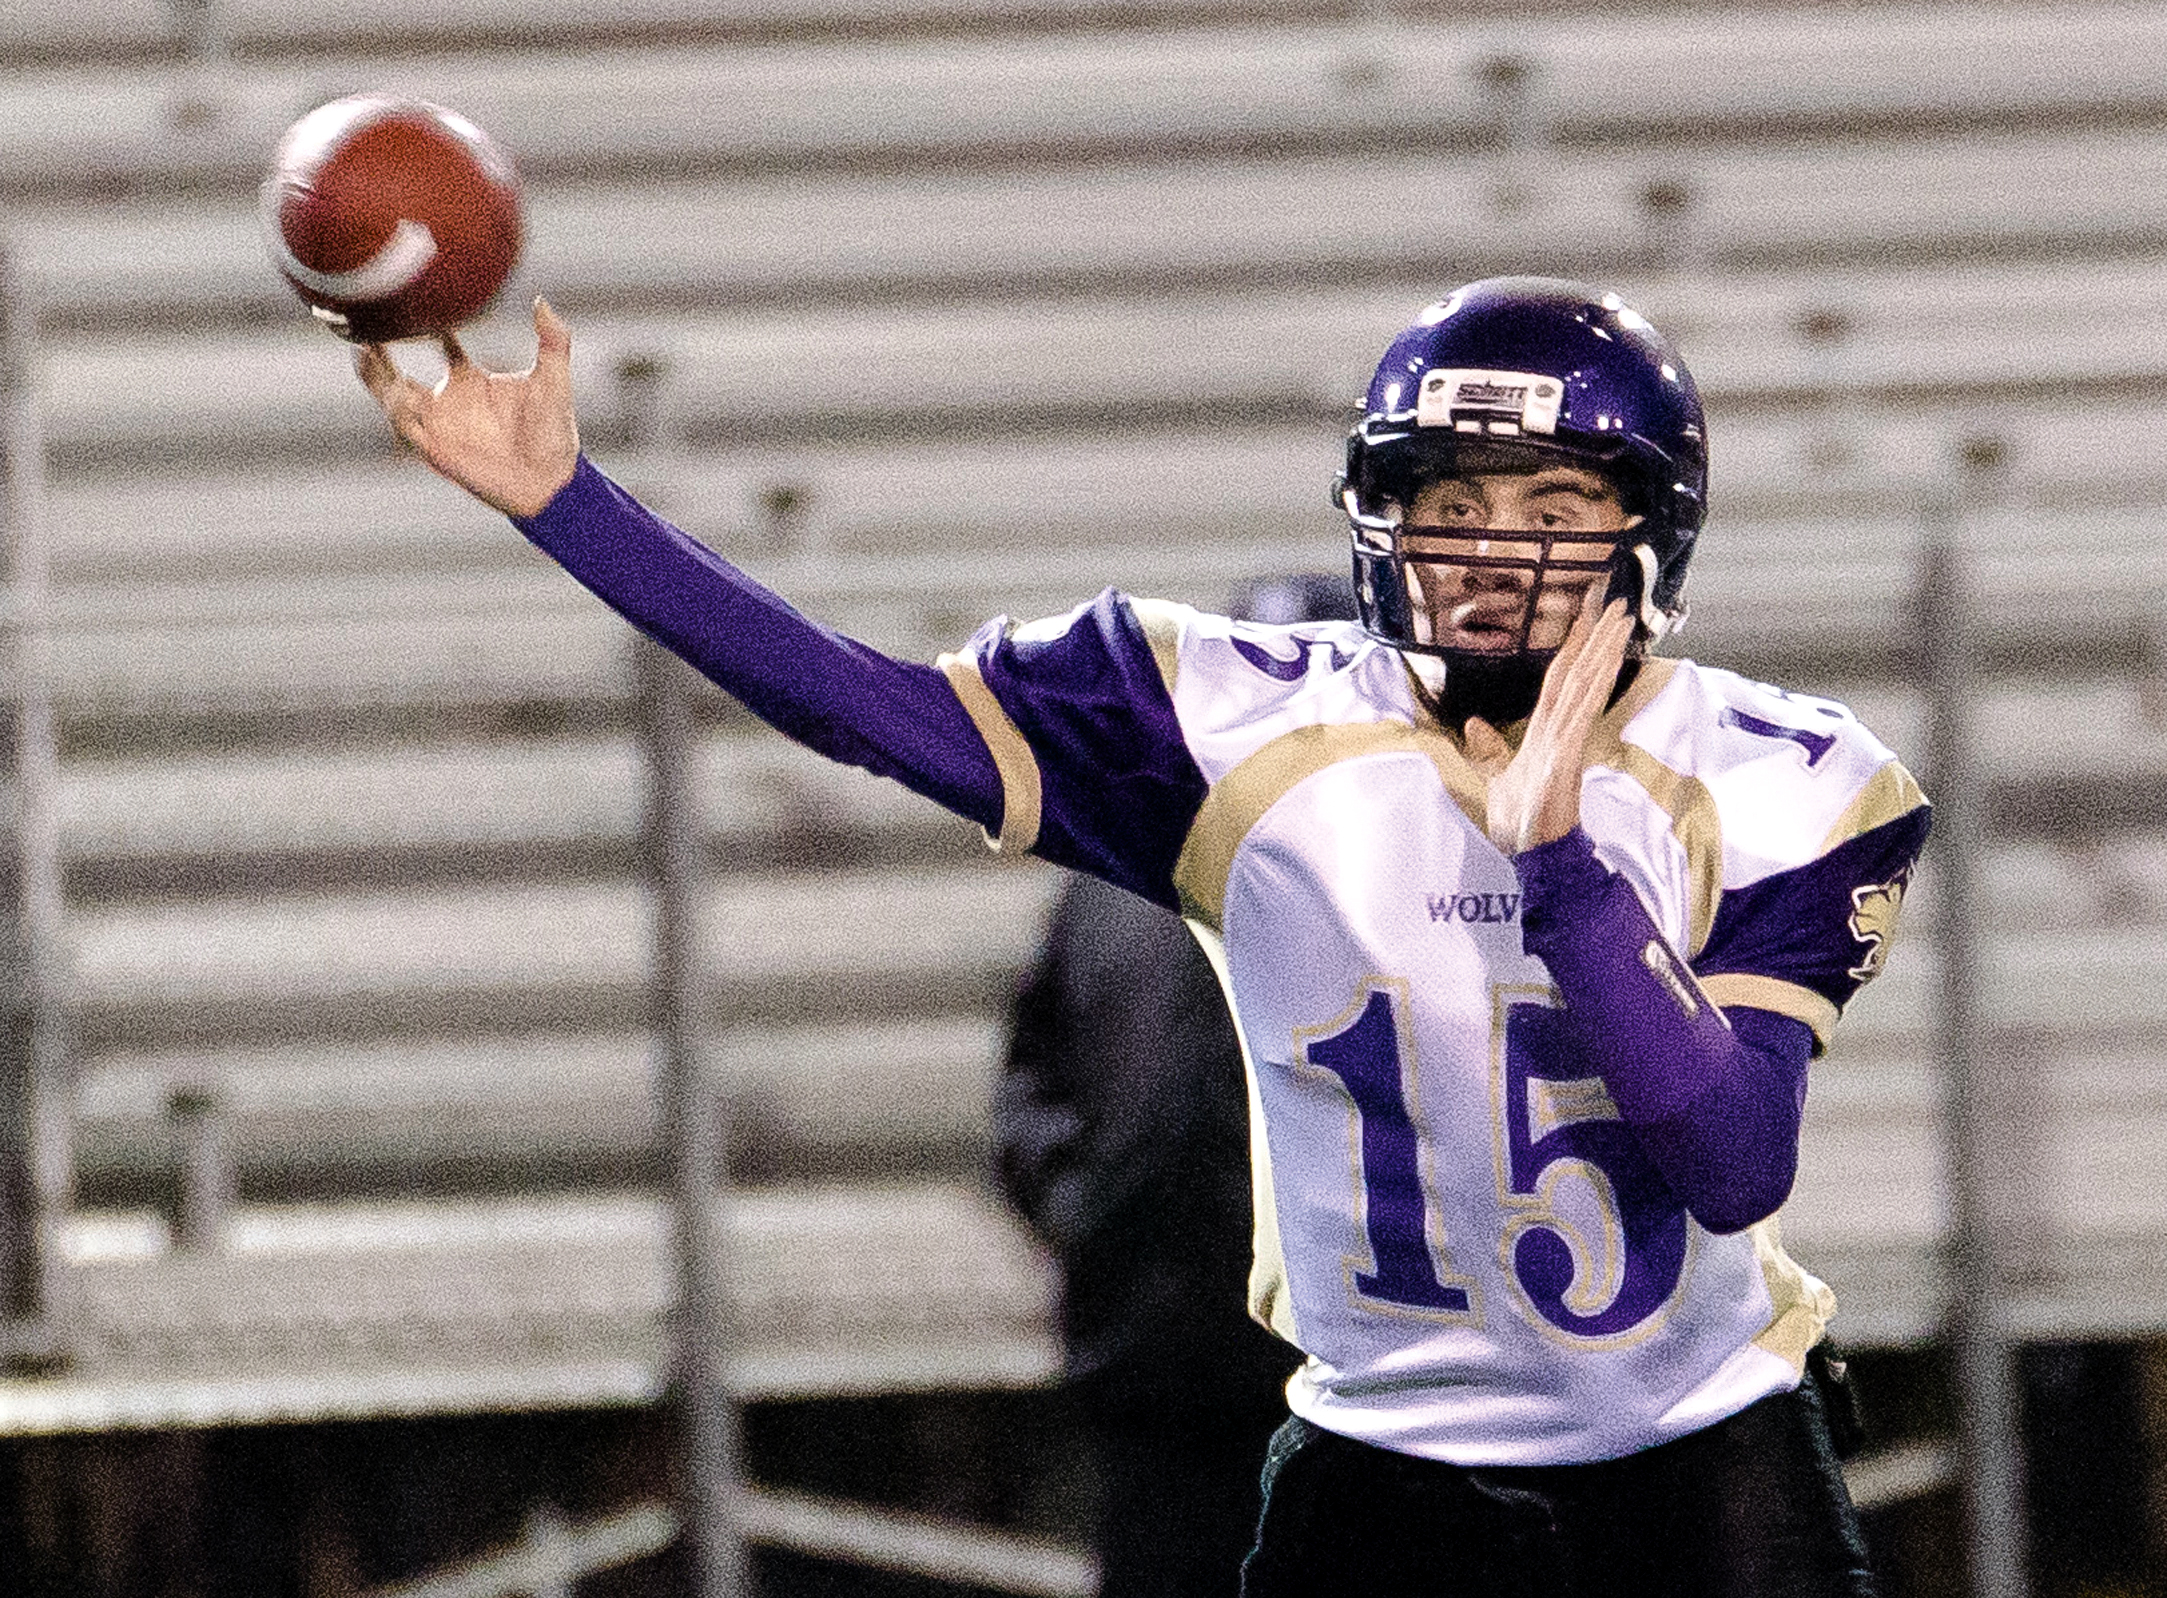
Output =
[
  {"x1": 1172, "y1": 659, "x2": 1710, "y2": 937},
  {"x1": 1504, "y1": 659, "x2": 1728, "y2": 959},
  {"x1": 935, "y1": 650, "x2": 1043, "y2": 855},
  {"x1": 1580, "y1": 747, "x2": 1724, "y2": 959},
  {"x1": 1172, "y1": 722, "x2": 1489, "y2": 929},
  {"x1": 1605, "y1": 652, "x2": 1681, "y2": 729},
  {"x1": 1747, "y1": 1217, "x2": 1836, "y2": 1373},
  {"x1": 1188, "y1": 919, "x2": 1303, "y2": 1346},
  {"x1": 1699, "y1": 973, "x2": 1842, "y2": 1051},
  {"x1": 1820, "y1": 760, "x2": 1929, "y2": 856},
  {"x1": 1128, "y1": 597, "x2": 1188, "y2": 700}
]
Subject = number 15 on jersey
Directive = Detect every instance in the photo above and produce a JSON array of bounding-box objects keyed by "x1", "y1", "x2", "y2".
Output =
[{"x1": 1299, "y1": 979, "x2": 1691, "y2": 1341}]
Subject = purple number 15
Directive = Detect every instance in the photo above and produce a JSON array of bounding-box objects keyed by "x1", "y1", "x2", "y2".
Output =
[
  {"x1": 1502, "y1": 1001, "x2": 1688, "y2": 1337},
  {"x1": 1306, "y1": 987, "x2": 1687, "y2": 1337}
]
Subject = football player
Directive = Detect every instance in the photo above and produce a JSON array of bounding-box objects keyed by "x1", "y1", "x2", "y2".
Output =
[{"x1": 357, "y1": 277, "x2": 1925, "y2": 1596}]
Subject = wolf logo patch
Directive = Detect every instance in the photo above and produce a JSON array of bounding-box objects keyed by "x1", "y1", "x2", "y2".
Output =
[{"x1": 1847, "y1": 873, "x2": 1910, "y2": 983}]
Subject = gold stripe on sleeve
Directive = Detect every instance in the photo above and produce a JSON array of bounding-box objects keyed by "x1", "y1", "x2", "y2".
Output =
[
  {"x1": 936, "y1": 651, "x2": 1044, "y2": 856},
  {"x1": 1126, "y1": 597, "x2": 1189, "y2": 699},
  {"x1": 1172, "y1": 721, "x2": 1487, "y2": 929},
  {"x1": 1700, "y1": 973, "x2": 1842, "y2": 1053},
  {"x1": 1819, "y1": 760, "x2": 1929, "y2": 855}
]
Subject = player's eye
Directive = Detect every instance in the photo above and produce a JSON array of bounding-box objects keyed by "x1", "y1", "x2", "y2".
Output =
[{"x1": 1533, "y1": 495, "x2": 1604, "y2": 530}]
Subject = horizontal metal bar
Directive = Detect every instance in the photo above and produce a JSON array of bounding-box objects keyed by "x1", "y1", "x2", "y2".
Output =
[
  {"x1": 5, "y1": 3, "x2": 2161, "y2": 196},
  {"x1": 742, "y1": 1489, "x2": 1095, "y2": 1597},
  {"x1": 365, "y1": 1488, "x2": 1098, "y2": 1598},
  {"x1": 370, "y1": 1504, "x2": 677, "y2": 1598},
  {"x1": 1843, "y1": 1439, "x2": 1960, "y2": 1512}
]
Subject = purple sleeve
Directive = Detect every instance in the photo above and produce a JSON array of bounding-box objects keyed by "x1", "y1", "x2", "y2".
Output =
[
  {"x1": 511, "y1": 457, "x2": 1003, "y2": 833},
  {"x1": 1516, "y1": 828, "x2": 1815, "y2": 1235},
  {"x1": 1695, "y1": 807, "x2": 1933, "y2": 1014},
  {"x1": 972, "y1": 591, "x2": 1208, "y2": 910}
]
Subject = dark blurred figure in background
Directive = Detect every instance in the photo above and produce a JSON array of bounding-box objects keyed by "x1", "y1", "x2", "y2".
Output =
[{"x1": 993, "y1": 573, "x2": 1354, "y2": 1598}]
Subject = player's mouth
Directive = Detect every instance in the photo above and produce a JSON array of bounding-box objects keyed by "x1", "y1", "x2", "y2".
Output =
[{"x1": 1445, "y1": 599, "x2": 1531, "y2": 647}]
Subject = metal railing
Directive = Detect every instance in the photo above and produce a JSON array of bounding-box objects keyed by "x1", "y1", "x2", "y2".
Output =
[{"x1": 367, "y1": 1490, "x2": 1098, "y2": 1598}]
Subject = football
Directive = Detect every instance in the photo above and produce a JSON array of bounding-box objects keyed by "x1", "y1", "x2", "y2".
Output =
[{"x1": 261, "y1": 94, "x2": 523, "y2": 343}]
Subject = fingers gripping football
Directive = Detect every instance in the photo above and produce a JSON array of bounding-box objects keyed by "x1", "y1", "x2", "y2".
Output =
[
  {"x1": 1466, "y1": 589, "x2": 1634, "y2": 857},
  {"x1": 354, "y1": 298, "x2": 580, "y2": 519}
]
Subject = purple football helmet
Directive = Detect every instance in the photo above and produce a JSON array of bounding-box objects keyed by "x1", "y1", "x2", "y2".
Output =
[{"x1": 1335, "y1": 277, "x2": 1707, "y2": 660}]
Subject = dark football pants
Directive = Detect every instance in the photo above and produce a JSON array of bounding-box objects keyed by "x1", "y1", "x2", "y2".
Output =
[
  {"x1": 1239, "y1": 1374, "x2": 1878, "y2": 1598},
  {"x1": 1090, "y1": 1399, "x2": 1289, "y2": 1598}
]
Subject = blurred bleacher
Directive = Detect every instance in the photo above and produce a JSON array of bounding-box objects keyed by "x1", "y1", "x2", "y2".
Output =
[{"x1": 1, "y1": 0, "x2": 2165, "y2": 1444}]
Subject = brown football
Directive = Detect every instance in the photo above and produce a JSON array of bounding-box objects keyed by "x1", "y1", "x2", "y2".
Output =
[{"x1": 261, "y1": 94, "x2": 523, "y2": 343}]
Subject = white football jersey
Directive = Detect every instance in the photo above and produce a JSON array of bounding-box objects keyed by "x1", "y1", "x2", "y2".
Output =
[{"x1": 943, "y1": 593, "x2": 1927, "y2": 1466}]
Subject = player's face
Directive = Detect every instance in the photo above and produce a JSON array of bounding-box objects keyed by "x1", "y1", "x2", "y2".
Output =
[{"x1": 1401, "y1": 466, "x2": 1633, "y2": 654}]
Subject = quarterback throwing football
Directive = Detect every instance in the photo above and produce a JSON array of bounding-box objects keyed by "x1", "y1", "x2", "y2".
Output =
[{"x1": 359, "y1": 277, "x2": 1926, "y2": 1596}]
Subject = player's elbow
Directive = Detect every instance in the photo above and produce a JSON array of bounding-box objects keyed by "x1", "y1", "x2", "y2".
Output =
[
  {"x1": 1643, "y1": 1042, "x2": 1807, "y2": 1234},
  {"x1": 1681, "y1": 1151, "x2": 1797, "y2": 1236}
]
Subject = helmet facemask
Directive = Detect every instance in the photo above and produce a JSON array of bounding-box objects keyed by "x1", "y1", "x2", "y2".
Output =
[
  {"x1": 1392, "y1": 524, "x2": 1623, "y2": 656},
  {"x1": 1345, "y1": 437, "x2": 1664, "y2": 664}
]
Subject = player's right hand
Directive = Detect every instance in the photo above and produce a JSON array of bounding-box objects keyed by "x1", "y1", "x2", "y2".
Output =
[
  {"x1": 1463, "y1": 586, "x2": 1633, "y2": 856},
  {"x1": 354, "y1": 297, "x2": 580, "y2": 519}
]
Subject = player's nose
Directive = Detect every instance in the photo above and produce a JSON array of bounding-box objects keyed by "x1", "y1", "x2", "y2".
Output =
[{"x1": 1459, "y1": 558, "x2": 1525, "y2": 593}]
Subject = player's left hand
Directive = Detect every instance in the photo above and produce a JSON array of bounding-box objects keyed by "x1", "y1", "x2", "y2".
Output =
[{"x1": 1463, "y1": 587, "x2": 1634, "y2": 856}]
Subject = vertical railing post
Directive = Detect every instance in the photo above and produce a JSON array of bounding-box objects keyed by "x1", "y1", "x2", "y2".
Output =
[
  {"x1": 0, "y1": 242, "x2": 68, "y2": 1375},
  {"x1": 168, "y1": 1085, "x2": 233, "y2": 1253},
  {"x1": 623, "y1": 351, "x2": 747, "y2": 1598},
  {"x1": 1474, "y1": 51, "x2": 1547, "y2": 223},
  {"x1": 1921, "y1": 436, "x2": 2028, "y2": 1598},
  {"x1": 639, "y1": 635, "x2": 748, "y2": 1598}
]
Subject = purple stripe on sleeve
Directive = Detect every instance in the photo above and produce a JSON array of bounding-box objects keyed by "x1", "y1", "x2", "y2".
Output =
[
  {"x1": 1695, "y1": 806, "x2": 1933, "y2": 1012},
  {"x1": 513, "y1": 457, "x2": 1003, "y2": 833},
  {"x1": 1516, "y1": 827, "x2": 1814, "y2": 1234},
  {"x1": 974, "y1": 590, "x2": 1208, "y2": 910}
]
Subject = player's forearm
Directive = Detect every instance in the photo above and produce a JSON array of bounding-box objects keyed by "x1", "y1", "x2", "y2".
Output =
[
  {"x1": 513, "y1": 456, "x2": 1004, "y2": 832},
  {"x1": 1515, "y1": 827, "x2": 1809, "y2": 1234}
]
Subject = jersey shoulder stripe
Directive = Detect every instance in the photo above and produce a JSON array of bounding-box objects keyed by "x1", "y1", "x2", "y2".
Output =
[
  {"x1": 953, "y1": 590, "x2": 1208, "y2": 909},
  {"x1": 1173, "y1": 721, "x2": 1489, "y2": 927},
  {"x1": 1623, "y1": 661, "x2": 1915, "y2": 890},
  {"x1": 1159, "y1": 614, "x2": 1463, "y2": 926},
  {"x1": 1165, "y1": 611, "x2": 1416, "y2": 783},
  {"x1": 1821, "y1": 759, "x2": 1929, "y2": 855},
  {"x1": 1586, "y1": 659, "x2": 1726, "y2": 957}
]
